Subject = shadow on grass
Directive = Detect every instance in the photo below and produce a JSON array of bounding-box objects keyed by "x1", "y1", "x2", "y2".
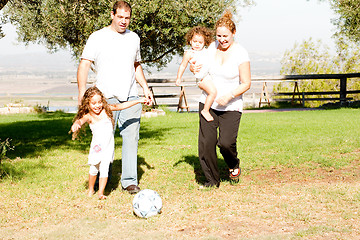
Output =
[
  {"x1": 0, "y1": 113, "x2": 165, "y2": 182},
  {"x1": 174, "y1": 154, "x2": 230, "y2": 185},
  {"x1": 0, "y1": 157, "x2": 54, "y2": 180},
  {"x1": 138, "y1": 124, "x2": 172, "y2": 141},
  {"x1": 103, "y1": 155, "x2": 154, "y2": 195},
  {"x1": 0, "y1": 115, "x2": 76, "y2": 159}
]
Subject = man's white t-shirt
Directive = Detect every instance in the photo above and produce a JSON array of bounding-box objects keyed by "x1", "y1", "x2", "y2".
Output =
[
  {"x1": 81, "y1": 27, "x2": 141, "y2": 100},
  {"x1": 199, "y1": 41, "x2": 250, "y2": 112}
]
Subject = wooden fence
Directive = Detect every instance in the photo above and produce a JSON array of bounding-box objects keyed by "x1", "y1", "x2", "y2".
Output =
[
  {"x1": 147, "y1": 82, "x2": 196, "y2": 112},
  {"x1": 71, "y1": 73, "x2": 360, "y2": 110},
  {"x1": 254, "y1": 73, "x2": 360, "y2": 107}
]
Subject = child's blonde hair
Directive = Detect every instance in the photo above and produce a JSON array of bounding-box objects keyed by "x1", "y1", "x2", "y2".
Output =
[
  {"x1": 185, "y1": 26, "x2": 214, "y2": 47},
  {"x1": 72, "y1": 86, "x2": 114, "y2": 140}
]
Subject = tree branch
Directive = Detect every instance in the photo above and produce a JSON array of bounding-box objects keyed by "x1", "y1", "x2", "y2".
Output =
[
  {"x1": 140, "y1": 46, "x2": 179, "y2": 64},
  {"x1": 0, "y1": 0, "x2": 9, "y2": 10}
]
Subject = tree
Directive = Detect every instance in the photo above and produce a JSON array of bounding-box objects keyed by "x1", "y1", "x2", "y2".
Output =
[
  {"x1": 0, "y1": 0, "x2": 10, "y2": 38},
  {"x1": 278, "y1": 38, "x2": 360, "y2": 106},
  {"x1": 0, "y1": 0, "x2": 9, "y2": 10},
  {"x1": 329, "y1": 0, "x2": 360, "y2": 44},
  {"x1": 280, "y1": 38, "x2": 334, "y2": 75},
  {"x1": 3, "y1": 0, "x2": 254, "y2": 69},
  {"x1": 281, "y1": 37, "x2": 360, "y2": 75},
  {"x1": 308, "y1": 0, "x2": 360, "y2": 44}
]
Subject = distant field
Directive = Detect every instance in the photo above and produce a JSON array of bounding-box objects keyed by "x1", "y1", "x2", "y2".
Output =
[{"x1": 0, "y1": 74, "x2": 275, "y2": 111}]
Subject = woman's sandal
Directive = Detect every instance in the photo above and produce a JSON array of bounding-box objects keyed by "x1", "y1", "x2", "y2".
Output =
[
  {"x1": 98, "y1": 195, "x2": 107, "y2": 200},
  {"x1": 229, "y1": 168, "x2": 241, "y2": 183}
]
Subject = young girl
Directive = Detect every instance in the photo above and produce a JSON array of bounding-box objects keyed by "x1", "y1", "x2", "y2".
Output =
[
  {"x1": 71, "y1": 86, "x2": 146, "y2": 199},
  {"x1": 176, "y1": 26, "x2": 216, "y2": 122}
]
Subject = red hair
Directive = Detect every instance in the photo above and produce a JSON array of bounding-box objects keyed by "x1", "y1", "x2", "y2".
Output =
[{"x1": 216, "y1": 10, "x2": 236, "y2": 34}]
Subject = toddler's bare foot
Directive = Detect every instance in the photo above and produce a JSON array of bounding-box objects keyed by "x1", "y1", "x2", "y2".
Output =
[{"x1": 201, "y1": 110, "x2": 214, "y2": 122}]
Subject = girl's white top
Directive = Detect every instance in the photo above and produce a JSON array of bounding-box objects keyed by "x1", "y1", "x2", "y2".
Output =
[
  {"x1": 88, "y1": 117, "x2": 114, "y2": 165},
  {"x1": 199, "y1": 41, "x2": 250, "y2": 112},
  {"x1": 189, "y1": 48, "x2": 210, "y2": 80}
]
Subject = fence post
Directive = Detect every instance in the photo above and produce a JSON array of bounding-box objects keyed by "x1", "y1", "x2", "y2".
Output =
[
  {"x1": 177, "y1": 86, "x2": 189, "y2": 112},
  {"x1": 302, "y1": 92, "x2": 305, "y2": 107},
  {"x1": 339, "y1": 77, "x2": 347, "y2": 105}
]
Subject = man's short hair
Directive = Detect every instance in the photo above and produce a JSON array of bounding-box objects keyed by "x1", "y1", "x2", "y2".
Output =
[{"x1": 112, "y1": 1, "x2": 132, "y2": 15}]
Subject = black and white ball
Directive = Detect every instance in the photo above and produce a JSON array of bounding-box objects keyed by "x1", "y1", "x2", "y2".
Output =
[{"x1": 132, "y1": 189, "x2": 162, "y2": 218}]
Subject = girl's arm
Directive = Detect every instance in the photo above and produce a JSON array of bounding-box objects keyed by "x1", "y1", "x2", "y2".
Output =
[
  {"x1": 109, "y1": 97, "x2": 147, "y2": 111},
  {"x1": 176, "y1": 51, "x2": 192, "y2": 86},
  {"x1": 71, "y1": 115, "x2": 89, "y2": 132}
]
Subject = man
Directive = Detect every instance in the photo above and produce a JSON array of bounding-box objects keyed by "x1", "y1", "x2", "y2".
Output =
[{"x1": 77, "y1": 1, "x2": 153, "y2": 194}]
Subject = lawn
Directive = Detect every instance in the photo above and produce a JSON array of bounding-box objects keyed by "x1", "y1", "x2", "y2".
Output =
[{"x1": 0, "y1": 108, "x2": 359, "y2": 239}]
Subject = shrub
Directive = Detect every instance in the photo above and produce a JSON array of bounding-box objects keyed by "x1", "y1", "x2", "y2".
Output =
[{"x1": 0, "y1": 138, "x2": 14, "y2": 164}]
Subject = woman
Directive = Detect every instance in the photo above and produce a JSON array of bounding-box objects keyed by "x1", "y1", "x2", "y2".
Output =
[{"x1": 191, "y1": 10, "x2": 251, "y2": 188}]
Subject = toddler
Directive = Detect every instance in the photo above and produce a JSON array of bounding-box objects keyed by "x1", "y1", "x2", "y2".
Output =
[{"x1": 176, "y1": 26, "x2": 216, "y2": 121}]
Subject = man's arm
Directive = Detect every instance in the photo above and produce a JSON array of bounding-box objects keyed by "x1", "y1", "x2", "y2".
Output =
[
  {"x1": 134, "y1": 62, "x2": 154, "y2": 105},
  {"x1": 77, "y1": 59, "x2": 92, "y2": 105}
]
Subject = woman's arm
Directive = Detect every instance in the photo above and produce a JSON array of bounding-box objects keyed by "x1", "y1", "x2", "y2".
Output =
[
  {"x1": 216, "y1": 61, "x2": 251, "y2": 106},
  {"x1": 188, "y1": 56, "x2": 202, "y2": 75}
]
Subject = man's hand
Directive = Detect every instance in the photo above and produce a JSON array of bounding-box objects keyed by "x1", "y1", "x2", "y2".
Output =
[{"x1": 143, "y1": 87, "x2": 154, "y2": 106}]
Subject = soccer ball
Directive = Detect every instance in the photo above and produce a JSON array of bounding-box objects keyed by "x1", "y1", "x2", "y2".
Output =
[{"x1": 132, "y1": 189, "x2": 162, "y2": 218}]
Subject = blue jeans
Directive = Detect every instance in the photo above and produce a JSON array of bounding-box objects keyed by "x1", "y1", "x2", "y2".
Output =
[{"x1": 107, "y1": 96, "x2": 142, "y2": 188}]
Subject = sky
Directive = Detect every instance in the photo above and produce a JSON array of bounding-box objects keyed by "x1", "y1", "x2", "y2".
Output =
[
  {"x1": 0, "y1": 0, "x2": 336, "y2": 75},
  {"x1": 236, "y1": 0, "x2": 336, "y2": 53}
]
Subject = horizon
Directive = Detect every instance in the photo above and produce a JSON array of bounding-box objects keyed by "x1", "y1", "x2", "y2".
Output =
[{"x1": 0, "y1": 50, "x2": 282, "y2": 78}]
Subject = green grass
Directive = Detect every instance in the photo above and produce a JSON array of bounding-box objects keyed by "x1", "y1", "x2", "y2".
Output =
[{"x1": 0, "y1": 108, "x2": 359, "y2": 239}]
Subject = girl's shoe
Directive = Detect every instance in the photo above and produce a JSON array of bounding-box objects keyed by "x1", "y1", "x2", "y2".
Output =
[{"x1": 229, "y1": 168, "x2": 241, "y2": 183}]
